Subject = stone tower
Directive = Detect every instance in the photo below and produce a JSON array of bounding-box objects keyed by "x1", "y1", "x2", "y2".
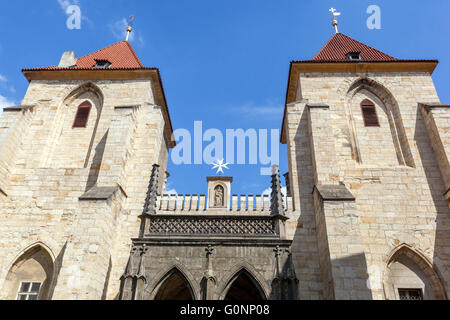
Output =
[
  {"x1": 1, "y1": 32, "x2": 449, "y2": 301},
  {"x1": 0, "y1": 41, "x2": 175, "y2": 300},
  {"x1": 281, "y1": 33, "x2": 450, "y2": 299}
]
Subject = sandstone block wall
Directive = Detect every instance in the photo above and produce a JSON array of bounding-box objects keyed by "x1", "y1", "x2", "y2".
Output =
[
  {"x1": 285, "y1": 72, "x2": 450, "y2": 299},
  {"x1": 0, "y1": 78, "x2": 169, "y2": 300}
]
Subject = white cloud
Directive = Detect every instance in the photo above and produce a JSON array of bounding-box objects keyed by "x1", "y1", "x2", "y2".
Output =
[
  {"x1": 0, "y1": 95, "x2": 17, "y2": 115},
  {"x1": 164, "y1": 180, "x2": 178, "y2": 195},
  {"x1": 262, "y1": 186, "x2": 287, "y2": 196},
  {"x1": 57, "y1": 0, "x2": 91, "y2": 27},
  {"x1": 225, "y1": 101, "x2": 283, "y2": 118},
  {"x1": 57, "y1": 0, "x2": 79, "y2": 11},
  {"x1": 165, "y1": 189, "x2": 178, "y2": 195},
  {"x1": 0, "y1": 74, "x2": 14, "y2": 93},
  {"x1": 0, "y1": 75, "x2": 17, "y2": 115},
  {"x1": 109, "y1": 18, "x2": 144, "y2": 45}
]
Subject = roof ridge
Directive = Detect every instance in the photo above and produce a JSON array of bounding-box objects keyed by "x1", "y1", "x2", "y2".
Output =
[
  {"x1": 77, "y1": 41, "x2": 126, "y2": 60},
  {"x1": 313, "y1": 32, "x2": 398, "y2": 62},
  {"x1": 29, "y1": 41, "x2": 145, "y2": 70},
  {"x1": 122, "y1": 41, "x2": 144, "y2": 68},
  {"x1": 313, "y1": 33, "x2": 339, "y2": 60},
  {"x1": 77, "y1": 41, "x2": 143, "y2": 67},
  {"x1": 337, "y1": 33, "x2": 397, "y2": 60}
]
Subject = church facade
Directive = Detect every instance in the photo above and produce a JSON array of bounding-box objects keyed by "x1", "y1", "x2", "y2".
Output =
[{"x1": 0, "y1": 32, "x2": 449, "y2": 300}]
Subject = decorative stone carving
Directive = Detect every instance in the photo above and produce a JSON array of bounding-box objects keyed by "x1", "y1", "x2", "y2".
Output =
[
  {"x1": 146, "y1": 215, "x2": 277, "y2": 236},
  {"x1": 270, "y1": 165, "x2": 286, "y2": 216},
  {"x1": 207, "y1": 177, "x2": 232, "y2": 209},
  {"x1": 201, "y1": 245, "x2": 216, "y2": 300},
  {"x1": 119, "y1": 244, "x2": 149, "y2": 300},
  {"x1": 214, "y1": 185, "x2": 224, "y2": 207},
  {"x1": 139, "y1": 164, "x2": 161, "y2": 238},
  {"x1": 271, "y1": 246, "x2": 299, "y2": 300}
]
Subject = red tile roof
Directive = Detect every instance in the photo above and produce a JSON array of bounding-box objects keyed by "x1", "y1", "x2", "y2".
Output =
[
  {"x1": 311, "y1": 33, "x2": 398, "y2": 62},
  {"x1": 24, "y1": 41, "x2": 145, "y2": 70}
]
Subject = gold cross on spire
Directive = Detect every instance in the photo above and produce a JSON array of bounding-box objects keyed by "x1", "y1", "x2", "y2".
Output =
[
  {"x1": 125, "y1": 15, "x2": 134, "y2": 41},
  {"x1": 329, "y1": 8, "x2": 341, "y2": 34}
]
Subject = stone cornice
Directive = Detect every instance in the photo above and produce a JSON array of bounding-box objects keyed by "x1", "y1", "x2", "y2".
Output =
[
  {"x1": 419, "y1": 103, "x2": 450, "y2": 114},
  {"x1": 131, "y1": 238, "x2": 293, "y2": 247},
  {"x1": 207, "y1": 176, "x2": 233, "y2": 183},
  {"x1": 79, "y1": 184, "x2": 127, "y2": 201},
  {"x1": 307, "y1": 103, "x2": 330, "y2": 110},
  {"x1": 3, "y1": 105, "x2": 35, "y2": 112},
  {"x1": 313, "y1": 184, "x2": 356, "y2": 202}
]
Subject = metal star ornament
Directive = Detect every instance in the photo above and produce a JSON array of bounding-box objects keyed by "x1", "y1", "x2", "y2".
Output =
[{"x1": 211, "y1": 159, "x2": 230, "y2": 175}]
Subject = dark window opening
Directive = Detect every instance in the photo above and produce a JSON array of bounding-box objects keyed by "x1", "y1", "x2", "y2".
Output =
[
  {"x1": 346, "y1": 52, "x2": 362, "y2": 60},
  {"x1": 225, "y1": 272, "x2": 265, "y2": 301},
  {"x1": 93, "y1": 60, "x2": 112, "y2": 69},
  {"x1": 73, "y1": 101, "x2": 92, "y2": 128},
  {"x1": 361, "y1": 99, "x2": 380, "y2": 127},
  {"x1": 17, "y1": 282, "x2": 42, "y2": 300},
  {"x1": 398, "y1": 289, "x2": 423, "y2": 300},
  {"x1": 154, "y1": 272, "x2": 194, "y2": 300}
]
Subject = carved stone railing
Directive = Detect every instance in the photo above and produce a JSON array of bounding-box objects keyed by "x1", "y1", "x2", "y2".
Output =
[
  {"x1": 138, "y1": 164, "x2": 290, "y2": 240},
  {"x1": 145, "y1": 214, "x2": 285, "y2": 238},
  {"x1": 156, "y1": 194, "x2": 294, "y2": 213}
]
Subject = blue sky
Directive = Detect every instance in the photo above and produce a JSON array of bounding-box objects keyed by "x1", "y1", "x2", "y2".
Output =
[{"x1": 0, "y1": 0, "x2": 449, "y2": 196}]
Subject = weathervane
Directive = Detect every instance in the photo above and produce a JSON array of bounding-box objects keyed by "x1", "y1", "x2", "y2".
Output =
[
  {"x1": 329, "y1": 8, "x2": 341, "y2": 34},
  {"x1": 211, "y1": 159, "x2": 230, "y2": 175},
  {"x1": 126, "y1": 15, "x2": 134, "y2": 41}
]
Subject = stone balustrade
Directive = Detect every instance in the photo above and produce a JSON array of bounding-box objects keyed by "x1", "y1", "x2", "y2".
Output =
[{"x1": 156, "y1": 193, "x2": 294, "y2": 213}]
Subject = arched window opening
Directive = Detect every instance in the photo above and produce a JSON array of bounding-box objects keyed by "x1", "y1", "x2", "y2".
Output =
[
  {"x1": 225, "y1": 271, "x2": 265, "y2": 301},
  {"x1": 385, "y1": 247, "x2": 445, "y2": 300},
  {"x1": 73, "y1": 101, "x2": 92, "y2": 128},
  {"x1": 361, "y1": 99, "x2": 380, "y2": 127},
  {"x1": 154, "y1": 271, "x2": 194, "y2": 300},
  {"x1": 3, "y1": 246, "x2": 54, "y2": 300}
]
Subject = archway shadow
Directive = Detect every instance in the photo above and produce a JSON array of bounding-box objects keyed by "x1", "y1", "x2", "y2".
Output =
[
  {"x1": 290, "y1": 107, "x2": 324, "y2": 299},
  {"x1": 85, "y1": 131, "x2": 108, "y2": 191},
  {"x1": 47, "y1": 241, "x2": 67, "y2": 300},
  {"x1": 414, "y1": 106, "x2": 450, "y2": 298},
  {"x1": 223, "y1": 269, "x2": 266, "y2": 301}
]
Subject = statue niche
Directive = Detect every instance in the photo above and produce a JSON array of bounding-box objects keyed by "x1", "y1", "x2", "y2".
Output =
[{"x1": 214, "y1": 185, "x2": 225, "y2": 207}]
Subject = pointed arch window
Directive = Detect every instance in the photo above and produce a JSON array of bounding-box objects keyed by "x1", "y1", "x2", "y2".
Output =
[
  {"x1": 361, "y1": 99, "x2": 380, "y2": 127},
  {"x1": 73, "y1": 101, "x2": 92, "y2": 128},
  {"x1": 224, "y1": 269, "x2": 266, "y2": 301}
]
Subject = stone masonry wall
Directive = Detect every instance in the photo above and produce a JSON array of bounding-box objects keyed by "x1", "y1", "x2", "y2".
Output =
[
  {"x1": 284, "y1": 102, "x2": 324, "y2": 299},
  {"x1": 0, "y1": 78, "x2": 169, "y2": 300},
  {"x1": 285, "y1": 71, "x2": 450, "y2": 299}
]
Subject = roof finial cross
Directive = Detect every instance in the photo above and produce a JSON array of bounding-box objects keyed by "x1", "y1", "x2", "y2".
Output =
[
  {"x1": 126, "y1": 15, "x2": 134, "y2": 41},
  {"x1": 329, "y1": 8, "x2": 341, "y2": 34}
]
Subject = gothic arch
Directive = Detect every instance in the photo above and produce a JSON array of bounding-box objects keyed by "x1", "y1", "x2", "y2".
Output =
[
  {"x1": 217, "y1": 264, "x2": 269, "y2": 301},
  {"x1": 383, "y1": 244, "x2": 446, "y2": 300},
  {"x1": 8, "y1": 241, "x2": 57, "y2": 267},
  {"x1": 43, "y1": 82, "x2": 104, "y2": 168},
  {"x1": 61, "y1": 82, "x2": 105, "y2": 108},
  {"x1": 2, "y1": 243, "x2": 55, "y2": 300},
  {"x1": 146, "y1": 264, "x2": 199, "y2": 300},
  {"x1": 343, "y1": 77, "x2": 415, "y2": 167}
]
